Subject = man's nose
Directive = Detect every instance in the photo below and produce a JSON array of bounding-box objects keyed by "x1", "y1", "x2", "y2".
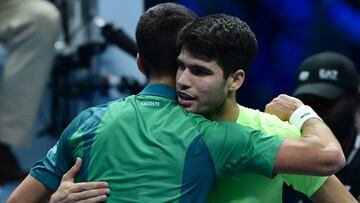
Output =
[{"x1": 177, "y1": 70, "x2": 192, "y2": 89}]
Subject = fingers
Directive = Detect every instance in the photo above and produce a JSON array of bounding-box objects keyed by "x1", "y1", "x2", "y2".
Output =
[
  {"x1": 62, "y1": 158, "x2": 83, "y2": 182},
  {"x1": 51, "y1": 158, "x2": 110, "y2": 203},
  {"x1": 77, "y1": 194, "x2": 108, "y2": 203},
  {"x1": 67, "y1": 187, "x2": 110, "y2": 202},
  {"x1": 265, "y1": 95, "x2": 298, "y2": 121},
  {"x1": 69, "y1": 182, "x2": 109, "y2": 193}
]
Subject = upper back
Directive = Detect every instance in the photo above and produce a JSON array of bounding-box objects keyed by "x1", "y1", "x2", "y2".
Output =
[
  {"x1": 70, "y1": 86, "x2": 218, "y2": 202},
  {"x1": 66, "y1": 86, "x2": 282, "y2": 202}
]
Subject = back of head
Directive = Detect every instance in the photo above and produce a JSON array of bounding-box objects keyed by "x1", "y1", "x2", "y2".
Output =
[
  {"x1": 136, "y1": 3, "x2": 197, "y2": 79},
  {"x1": 177, "y1": 13, "x2": 258, "y2": 78},
  {"x1": 293, "y1": 51, "x2": 359, "y2": 100}
]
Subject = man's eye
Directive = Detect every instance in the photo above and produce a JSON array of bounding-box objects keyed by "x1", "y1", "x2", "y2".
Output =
[
  {"x1": 177, "y1": 62, "x2": 185, "y2": 70},
  {"x1": 192, "y1": 68, "x2": 210, "y2": 76}
]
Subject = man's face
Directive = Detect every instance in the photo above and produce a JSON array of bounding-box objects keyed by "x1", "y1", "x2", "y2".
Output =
[{"x1": 176, "y1": 48, "x2": 229, "y2": 115}]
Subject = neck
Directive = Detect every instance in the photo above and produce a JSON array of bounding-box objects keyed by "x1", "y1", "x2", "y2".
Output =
[
  {"x1": 149, "y1": 76, "x2": 175, "y2": 87},
  {"x1": 206, "y1": 94, "x2": 239, "y2": 122}
]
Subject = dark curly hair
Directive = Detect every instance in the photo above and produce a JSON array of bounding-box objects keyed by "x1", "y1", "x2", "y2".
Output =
[{"x1": 177, "y1": 14, "x2": 258, "y2": 78}]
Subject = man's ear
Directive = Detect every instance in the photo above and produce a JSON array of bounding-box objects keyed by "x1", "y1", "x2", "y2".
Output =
[
  {"x1": 227, "y1": 69, "x2": 245, "y2": 91},
  {"x1": 136, "y1": 53, "x2": 145, "y2": 75}
]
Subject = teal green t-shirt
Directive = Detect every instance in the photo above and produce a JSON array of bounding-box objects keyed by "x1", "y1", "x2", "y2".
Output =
[
  {"x1": 30, "y1": 84, "x2": 284, "y2": 203},
  {"x1": 208, "y1": 105, "x2": 328, "y2": 203}
]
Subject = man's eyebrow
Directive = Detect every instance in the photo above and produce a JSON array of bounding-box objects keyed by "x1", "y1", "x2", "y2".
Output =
[{"x1": 176, "y1": 58, "x2": 212, "y2": 73}]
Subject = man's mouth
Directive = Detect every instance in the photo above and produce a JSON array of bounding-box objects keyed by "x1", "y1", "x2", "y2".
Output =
[
  {"x1": 178, "y1": 91, "x2": 194, "y2": 100},
  {"x1": 177, "y1": 91, "x2": 195, "y2": 107}
]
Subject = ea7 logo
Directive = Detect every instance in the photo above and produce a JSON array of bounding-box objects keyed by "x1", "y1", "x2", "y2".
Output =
[{"x1": 319, "y1": 68, "x2": 338, "y2": 81}]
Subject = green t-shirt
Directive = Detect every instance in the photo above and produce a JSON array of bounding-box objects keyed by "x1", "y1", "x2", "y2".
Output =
[
  {"x1": 208, "y1": 105, "x2": 328, "y2": 203},
  {"x1": 30, "y1": 84, "x2": 284, "y2": 203}
]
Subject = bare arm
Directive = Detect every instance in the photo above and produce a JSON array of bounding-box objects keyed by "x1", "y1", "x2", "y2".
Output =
[
  {"x1": 266, "y1": 94, "x2": 345, "y2": 176},
  {"x1": 6, "y1": 175, "x2": 53, "y2": 203},
  {"x1": 7, "y1": 158, "x2": 109, "y2": 203},
  {"x1": 311, "y1": 175, "x2": 357, "y2": 203}
]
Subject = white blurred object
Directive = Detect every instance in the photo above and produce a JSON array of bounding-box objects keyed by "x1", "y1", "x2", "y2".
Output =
[{"x1": 347, "y1": 135, "x2": 360, "y2": 164}]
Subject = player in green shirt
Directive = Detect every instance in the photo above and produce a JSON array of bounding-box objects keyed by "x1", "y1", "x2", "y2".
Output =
[
  {"x1": 8, "y1": 3, "x2": 347, "y2": 203},
  {"x1": 176, "y1": 13, "x2": 356, "y2": 203},
  {"x1": 52, "y1": 11, "x2": 352, "y2": 203}
]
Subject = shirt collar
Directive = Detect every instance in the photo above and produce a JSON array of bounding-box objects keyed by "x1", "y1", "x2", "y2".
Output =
[{"x1": 138, "y1": 83, "x2": 177, "y2": 101}]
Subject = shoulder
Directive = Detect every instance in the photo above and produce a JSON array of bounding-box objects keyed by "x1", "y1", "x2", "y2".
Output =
[
  {"x1": 237, "y1": 105, "x2": 300, "y2": 137},
  {"x1": 203, "y1": 120, "x2": 264, "y2": 145},
  {"x1": 63, "y1": 100, "x2": 120, "y2": 137}
]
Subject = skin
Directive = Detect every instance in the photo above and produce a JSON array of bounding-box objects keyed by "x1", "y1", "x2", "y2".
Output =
[
  {"x1": 176, "y1": 49, "x2": 229, "y2": 117},
  {"x1": 299, "y1": 94, "x2": 357, "y2": 157},
  {"x1": 176, "y1": 48, "x2": 243, "y2": 122},
  {"x1": 7, "y1": 51, "x2": 349, "y2": 203},
  {"x1": 49, "y1": 158, "x2": 109, "y2": 203},
  {"x1": 311, "y1": 175, "x2": 358, "y2": 203},
  {"x1": 176, "y1": 48, "x2": 356, "y2": 203},
  {"x1": 7, "y1": 159, "x2": 109, "y2": 203},
  {"x1": 175, "y1": 48, "x2": 345, "y2": 176},
  {"x1": 6, "y1": 175, "x2": 53, "y2": 203}
]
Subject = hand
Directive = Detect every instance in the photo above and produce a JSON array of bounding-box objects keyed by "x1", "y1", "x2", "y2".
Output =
[
  {"x1": 50, "y1": 158, "x2": 110, "y2": 203},
  {"x1": 265, "y1": 94, "x2": 304, "y2": 121}
]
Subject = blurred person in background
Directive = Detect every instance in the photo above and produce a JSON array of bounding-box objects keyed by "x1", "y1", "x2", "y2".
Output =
[
  {"x1": 0, "y1": 0, "x2": 61, "y2": 184},
  {"x1": 285, "y1": 51, "x2": 359, "y2": 202},
  {"x1": 347, "y1": 102, "x2": 360, "y2": 200}
]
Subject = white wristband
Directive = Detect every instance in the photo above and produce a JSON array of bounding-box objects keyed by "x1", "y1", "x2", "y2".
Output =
[{"x1": 289, "y1": 105, "x2": 322, "y2": 131}]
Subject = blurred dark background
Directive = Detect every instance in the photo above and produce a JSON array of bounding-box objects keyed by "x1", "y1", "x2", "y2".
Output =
[{"x1": 146, "y1": 0, "x2": 360, "y2": 110}]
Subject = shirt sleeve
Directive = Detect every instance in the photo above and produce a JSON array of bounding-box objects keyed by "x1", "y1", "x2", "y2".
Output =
[
  {"x1": 204, "y1": 121, "x2": 285, "y2": 179},
  {"x1": 282, "y1": 174, "x2": 328, "y2": 197},
  {"x1": 240, "y1": 107, "x2": 329, "y2": 197},
  {"x1": 29, "y1": 109, "x2": 91, "y2": 190}
]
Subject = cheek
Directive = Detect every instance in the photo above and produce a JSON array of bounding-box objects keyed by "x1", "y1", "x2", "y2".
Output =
[
  {"x1": 198, "y1": 83, "x2": 210, "y2": 95},
  {"x1": 198, "y1": 82, "x2": 225, "y2": 103}
]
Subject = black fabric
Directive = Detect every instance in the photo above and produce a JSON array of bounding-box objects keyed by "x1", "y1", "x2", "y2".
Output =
[{"x1": 0, "y1": 143, "x2": 27, "y2": 184}]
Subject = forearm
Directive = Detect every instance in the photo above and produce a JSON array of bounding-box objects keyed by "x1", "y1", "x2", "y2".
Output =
[
  {"x1": 275, "y1": 119, "x2": 345, "y2": 175},
  {"x1": 301, "y1": 118, "x2": 345, "y2": 173},
  {"x1": 311, "y1": 175, "x2": 357, "y2": 203},
  {"x1": 266, "y1": 95, "x2": 345, "y2": 175},
  {"x1": 273, "y1": 106, "x2": 345, "y2": 175},
  {"x1": 7, "y1": 175, "x2": 53, "y2": 203}
]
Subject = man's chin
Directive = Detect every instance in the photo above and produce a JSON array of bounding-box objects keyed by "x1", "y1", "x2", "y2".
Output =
[
  {"x1": 183, "y1": 106, "x2": 194, "y2": 112},
  {"x1": 182, "y1": 106, "x2": 197, "y2": 113},
  {"x1": 185, "y1": 107, "x2": 205, "y2": 115}
]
